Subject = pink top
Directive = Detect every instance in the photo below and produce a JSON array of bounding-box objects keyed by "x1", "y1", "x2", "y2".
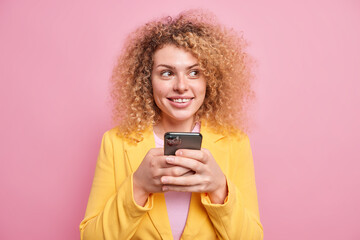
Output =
[{"x1": 153, "y1": 123, "x2": 200, "y2": 240}]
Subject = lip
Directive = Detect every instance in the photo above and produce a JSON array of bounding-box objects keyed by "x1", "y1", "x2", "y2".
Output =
[{"x1": 167, "y1": 97, "x2": 194, "y2": 108}]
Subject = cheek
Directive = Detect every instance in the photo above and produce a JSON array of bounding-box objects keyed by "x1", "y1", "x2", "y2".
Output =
[
  {"x1": 199, "y1": 81, "x2": 207, "y2": 97},
  {"x1": 152, "y1": 82, "x2": 162, "y2": 98},
  {"x1": 152, "y1": 87, "x2": 167, "y2": 105},
  {"x1": 153, "y1": 88, "x2": 165, "y2": 99},
  {"x1": 152, "y1": 81, "x2": 171, "y2": 98},
  {"x1": 199, "y1": 83, "x2": 207, "y2": 105}
]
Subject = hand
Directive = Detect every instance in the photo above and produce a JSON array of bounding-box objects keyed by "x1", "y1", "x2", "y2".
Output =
[
  {"x1": 161, "y1": 148, "x2": 228, "y2": 204},
  {"x1": 133, "y1": 148, "x2": 192, "y2": 206}
]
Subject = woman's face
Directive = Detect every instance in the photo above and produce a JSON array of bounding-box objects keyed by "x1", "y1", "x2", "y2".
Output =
[{"x1": 151, "y1": 45, "x2": 206, "y2": 125}]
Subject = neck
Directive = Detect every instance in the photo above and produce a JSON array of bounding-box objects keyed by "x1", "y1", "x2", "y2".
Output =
[{"x1": 153, "y1": 117, "x2": 196, "y2": 139}]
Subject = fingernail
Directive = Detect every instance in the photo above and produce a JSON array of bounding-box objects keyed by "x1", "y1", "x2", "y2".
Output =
[
  {"x1": 162, "y1": 186, "x2": 168, "y2": 191},
  {"x1": 176, "y1": 150, "x2": 182, "y2": 156},
  {"x1": 166, "y1": 157, "x2": 174, "y2": 163},
  {"x1": 161, "y1": 177, "x2": 168, "y2": 183}
]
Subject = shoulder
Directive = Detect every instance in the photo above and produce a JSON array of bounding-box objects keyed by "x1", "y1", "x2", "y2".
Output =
[
  {"x1": 201, "y1": 124, "x2": 249, "y2": 145},
  {"x1": 101, "y1": 126, "x2": 154, "y2": 146},
  {"x1": 100, "y1": 127, "x2": 122, "y2": 144},
  {"x1": 201, "y1": 124, "x2": 252, "y2": 163},
  {"x1": 103, "y1": 127, "x2": 120, "y2": 138}
]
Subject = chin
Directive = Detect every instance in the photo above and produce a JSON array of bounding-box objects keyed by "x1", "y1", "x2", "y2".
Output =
[{"x1": 167, "y1": 112, "x2": 196, "y2": 122}]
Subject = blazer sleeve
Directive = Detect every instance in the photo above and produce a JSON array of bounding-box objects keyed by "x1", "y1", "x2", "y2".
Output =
[
  {"x1": 79, "y1": 131, "x2": 153, "y2": 240},
  {"x1": 201, "y1": 135, "x2": 263, "y2": 240}
]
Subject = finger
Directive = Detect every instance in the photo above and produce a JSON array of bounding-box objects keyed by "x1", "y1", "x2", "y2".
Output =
[
  {"x1": 160, "y1": 155, "x2": 200, "y2": 169},
  {"x1": 162, "y1": 184, "x2": 204, "y2": 193},
  {"x1": 175, "y1": 149, "x2": 207, "y2": 163},
  {"x1": 160, "y1": 166, "x2": 193, "y2": 177},
  {"x1": 149, "y1": 155, "x2": 174, "y2": 169},
  {"x1": 165, "y1": 156, "x2": 203, "y2": 172},
  {"x1": 149, "y1": 156, "x2": 191, "y2": 179},
  {"x1": 161, "y1": 156, "x2": 179, "y2": 167},
  {"x1": 158, "y1": 156, "x2": 184, "y2": 168},
  {"x1": 150, "y1": 147, "x2": 165, "y2": 156},
  {"x1": 161, "y1": 174, "x2": 202, "y2": 186}
]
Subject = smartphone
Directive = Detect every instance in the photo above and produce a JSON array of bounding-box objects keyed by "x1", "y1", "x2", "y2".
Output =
[{"x1": 164, "y1": 132, "x2": 203, "y2": 155}]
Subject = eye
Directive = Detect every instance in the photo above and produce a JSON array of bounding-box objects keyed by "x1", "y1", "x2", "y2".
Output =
[
  {"x1": 161, "y1": 70, "x2": 173, "y2": 78},
  {"x1": 188, "y1": 69, "x2": 200, "y2": 78}
]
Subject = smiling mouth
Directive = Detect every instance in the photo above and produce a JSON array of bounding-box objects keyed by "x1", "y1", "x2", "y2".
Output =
[{"x1": 168, "y1": 98, "x2": 192, "y2": 103}]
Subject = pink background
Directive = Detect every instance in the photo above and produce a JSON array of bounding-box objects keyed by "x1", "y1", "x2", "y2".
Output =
[{"x1": 1, "y1": 0, "x2": 359, "y2": 239}]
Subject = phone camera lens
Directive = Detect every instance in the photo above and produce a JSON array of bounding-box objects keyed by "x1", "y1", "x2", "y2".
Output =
[{"x1": 166, "y1": 136, "x2": 181, "y2": 146}]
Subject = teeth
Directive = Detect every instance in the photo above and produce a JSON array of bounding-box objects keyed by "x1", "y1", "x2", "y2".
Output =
[{"x1": 172, "y1": 98, "x2": 190, "y2": 103}]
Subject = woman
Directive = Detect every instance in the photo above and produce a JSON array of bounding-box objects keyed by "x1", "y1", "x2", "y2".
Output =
[{"x1": 80, "y1": 10, "x2": 263, "y2": 240}]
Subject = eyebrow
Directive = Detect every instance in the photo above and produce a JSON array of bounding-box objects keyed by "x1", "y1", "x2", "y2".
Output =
[{"x1": 155, "y1": 64, "x2": 199, "y2": 69}]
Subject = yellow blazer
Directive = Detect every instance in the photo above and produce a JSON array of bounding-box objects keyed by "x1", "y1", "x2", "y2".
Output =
[{"x1": 80, "y1": 125, "x2": 263, "y2": 240}]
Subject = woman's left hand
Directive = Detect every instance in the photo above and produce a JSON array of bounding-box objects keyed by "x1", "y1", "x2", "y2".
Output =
[{"x1": 161, "y1": 148, "x2": 228, "y2": 204}]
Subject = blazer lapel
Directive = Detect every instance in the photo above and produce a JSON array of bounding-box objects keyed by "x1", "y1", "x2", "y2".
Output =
[
  {"x1": 201, "y1": 125, "x2": 230, "y2": 174},
  {"x1": 124, "y1": 127, "x2": 173, "y2": 239},
  {"x1": 147, "y1": 193, "x2": 173, "y2": 239},
  {"x1": 124, "y1": 128, "x2": 154, "y2": 172}
]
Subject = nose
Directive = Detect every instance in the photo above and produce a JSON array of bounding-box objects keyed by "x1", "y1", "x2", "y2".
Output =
[{"x1": 173, "y1": 74, "x2": 188, "y2": 93}]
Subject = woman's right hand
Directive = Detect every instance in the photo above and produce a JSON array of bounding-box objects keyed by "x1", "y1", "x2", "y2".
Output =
[{"x1": 132, "y1": 148, "x2": 192, "y2": 206}]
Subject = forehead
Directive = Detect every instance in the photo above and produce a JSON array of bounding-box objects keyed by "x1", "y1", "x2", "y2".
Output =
[{"x1": 153, "y1": 45, "x2": 198, "y2": 66}]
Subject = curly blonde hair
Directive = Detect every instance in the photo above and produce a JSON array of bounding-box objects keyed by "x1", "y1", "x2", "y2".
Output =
[{"x1": 111, "y1": 9, "x2": 254, "y2": 142}]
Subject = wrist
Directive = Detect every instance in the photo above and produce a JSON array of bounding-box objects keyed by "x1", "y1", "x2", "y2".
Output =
[
  {"x1": 132, "y1": 173, "x2": 149, "y2": 206},
  {"x1": 208, "y1": 175, "x2": 228, "y2": 204}
]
